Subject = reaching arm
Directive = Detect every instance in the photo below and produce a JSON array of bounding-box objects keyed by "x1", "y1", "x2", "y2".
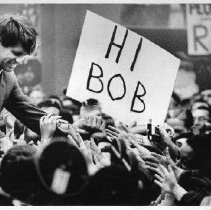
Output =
[{"x1": 4, "y1": 81, "x2": 46, "y2": 135}]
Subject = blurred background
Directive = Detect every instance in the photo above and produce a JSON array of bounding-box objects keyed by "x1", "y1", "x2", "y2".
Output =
[{"x1": 1, "y1": 4, "x2": 210, "y2": 100}]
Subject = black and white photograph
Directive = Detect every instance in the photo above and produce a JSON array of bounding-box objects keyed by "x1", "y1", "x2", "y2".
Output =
[{"x1": 0, "y1": 1, "x2": 210, "y2": 206}]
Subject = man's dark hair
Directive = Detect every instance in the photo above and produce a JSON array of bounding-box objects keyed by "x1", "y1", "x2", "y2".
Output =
[
  {"x1": 62, "y1": 96, "x2": 82, "y2": 107},
  {"x1": 194, "y1": 106, "x2": 211, "y2": 120},
  {"x1": 38, "y1": 99, "x2": 62, "y2": 113},
  {"x1": 186, "y1": 134, "x2": 211, "y2": 170},
  {"x1": 0, "y1": 14, "x2": 37, "y2": 54},
  {"x1": 192, "y1": 98, "x2": 208, "y2": 105},
  {"x1": 82, "y1": 98, "x2": 100, "y2": 107},
  {"x1": 0, "y1": 145, "x2": 40, "y2": 202},
  {"x1": 173, "y1": 131, "x2": 194, "y2": 142},
  {"x1": 48, "y1": 95, "x2": 62, "y2": 105}
]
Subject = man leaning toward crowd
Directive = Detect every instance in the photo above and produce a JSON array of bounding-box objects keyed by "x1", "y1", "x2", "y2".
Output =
[{"x1": 0, "y1": 13, "x2": 47, "y2": 134}]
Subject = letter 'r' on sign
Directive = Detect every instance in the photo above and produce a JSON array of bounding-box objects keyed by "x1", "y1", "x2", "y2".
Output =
[{"x1": 186, "y1": 4, "x2": 211, "y2": 55}]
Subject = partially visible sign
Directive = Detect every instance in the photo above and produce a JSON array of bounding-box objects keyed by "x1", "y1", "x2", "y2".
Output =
[
  {"x1": 187, "y1": 4, "x2": 211, "y2": 55},
  {"x1": 67, "y1": 11, "x2": 180, "y2": 125}
]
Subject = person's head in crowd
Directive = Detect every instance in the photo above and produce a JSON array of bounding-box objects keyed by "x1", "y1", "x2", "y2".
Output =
[
  {"x1": 166, "y1": 117, "x2": 187, "y2": 138},
  {"x1": 62, "y1": 96, "x2": 81, "y2": 116},
  {"x1": 80, "y1": 98, "x2": 102, "y2": 118},
  {"x1": 190, "y1": 98, "x2": 209, "y2": 112},
  {"x1": 174, "y1": 132, "x2": 195, "y2": 168},
  {"x1": 38, "y1": 99, "x2": 62, "y2": 116},
  {"x1": 28, "y1": 88, "x2": 46, "y2": 105},
  {"x1": 0, "y1": 145, "x2": 41, "y2": 203},
  {"x1": 201, "y1": 89, "x2": 211, "y2": 106},
  {"x1": 24, "y1": 68, "x2": 35, "y2": 85},
  {"x1": 185, "y1": 134, "x2": 211, "y2": 170},
  {"x1": 34, "y1": 138, "x2": 88, "y2": 197},
  {"x1": 48, "y1": 95, "x2": 62, "y2": 106},
  {"x1": 166, "y1": 108, "x2": 192, "y2": 138},
  {"x1": 0, "y1": 14, "x2": 37, "y2": 73},
  {"x1": 191, "y1": 106, "x2": 211, "y2": 133},
  {"x1": 78, "y1": 165, "x2": 150, "y2": 205}
]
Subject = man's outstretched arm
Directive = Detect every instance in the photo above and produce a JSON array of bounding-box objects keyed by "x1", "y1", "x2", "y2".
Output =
[{"x1": 4, "y1": 81, "x2": 46, "y2": 135}]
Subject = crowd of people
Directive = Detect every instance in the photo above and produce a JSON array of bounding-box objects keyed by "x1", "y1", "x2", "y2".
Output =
[
  {"x1": 0, "y1": 13, "x2": 211, "y2": 206},
  {"x1": 0, "y1": 87, "x2": 211, "y2": 206}
]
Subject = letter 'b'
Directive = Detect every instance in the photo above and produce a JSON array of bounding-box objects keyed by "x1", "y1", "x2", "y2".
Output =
[
  {"x1": 130, "y1": 81, "x2": 146, "y2": 113},
  {"x1": 87, "y1": 62, "x2": 104, "y2": 93}
]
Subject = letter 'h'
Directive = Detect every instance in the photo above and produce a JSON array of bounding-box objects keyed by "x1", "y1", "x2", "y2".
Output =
[
  {"x1": 105, "y1": 25, "x2": 128, "y2": 63},
  {"x1": 105, "y1": 25, "x2": 143, "y2": 72}
]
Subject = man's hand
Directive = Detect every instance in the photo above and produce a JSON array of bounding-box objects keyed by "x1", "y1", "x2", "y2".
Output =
[
  {"x1": 73, "y1": 116, "x2": 105, "y2": 134},
  {"x1": 154, "y1": 164, "x2": 187, "y2": 201},
  {"x1": 130, "y1": 138, "x2": 152, "y2": 159},
  {"x1": 154, "y1": 164, "x2": 178, "y2": 193},
  {"x1": 40, "y1": 115, "x2": 61, "y2": 144},
  {"x1": 158, "y1": 125, "x2": 172, "y2": 145},
  {"x1": 105, "y1": 125, "x2": 127, "y2": 141}
]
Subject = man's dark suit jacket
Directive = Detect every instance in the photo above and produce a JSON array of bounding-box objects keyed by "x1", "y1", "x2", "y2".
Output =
[{"x1": 0, "y1": 70, "x2": 46, "y2": 134}]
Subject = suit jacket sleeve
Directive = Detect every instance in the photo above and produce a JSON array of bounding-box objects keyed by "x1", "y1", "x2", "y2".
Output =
[{"x1": 4, "y1": 79, "x2": 46, "y2": 135}]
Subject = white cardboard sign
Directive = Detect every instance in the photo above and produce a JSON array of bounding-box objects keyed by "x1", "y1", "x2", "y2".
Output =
[
  {"x1": 67, "y1": 10, "x2": 180, "y2": 125},
  {"x1": 187, "y1": 4, "x2": 211, "y2": 55}
]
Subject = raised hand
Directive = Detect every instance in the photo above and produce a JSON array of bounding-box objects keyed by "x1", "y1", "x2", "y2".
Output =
[
  {"x1": 105, "y1": 125, "x2": 126, "y2": 141},
  {"x1": 73, "y1": 116, "x2": 105, "y2": 134},
  {"x1": 154, "y1": 164, "x2": 178, "y2": 193},
  {"x1": 129, "y1": 138, "x2": 152, "y2": 159},
  {"x1": 116, "y1": 121, "x2": 129, "y2": 132},
  {"x1": 158, "y1": 125, "x2": 172, "y2": 145},
  {"x1": 154, "y1": 164, "x2": 187, "y2": 201},
  {"x1": 144, "y1": 147, "x2": 183, "y2": 180},
  {"x1": 40, "y1": 115, "x2": 61, "y2": 144},
  {"x1": 165, "y1": 147, "x2": 184, "y2": 180}
]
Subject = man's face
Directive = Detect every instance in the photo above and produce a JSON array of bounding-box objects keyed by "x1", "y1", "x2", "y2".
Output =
[
  {"x1": 176, "y1": 138, "x2": 193, "y2": 159},
  {"x1": 0, "y1": 43, "x2": 28, "y2": 72},
  {"x1": 29, "y1": 90, "x2": 45, "y2": 105},
  {"x1": 166, "y1": 118, "x2": 187, "y2": 138},
  {"x1": 192, "y1": 109, "x2": 210, "y2": 129},
  {"x1": 201, "y1": 89, "x2": 211, "y2": 106},
  {"x1": 62, "y1": 100, "x2": 80, "y2": 115}
]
